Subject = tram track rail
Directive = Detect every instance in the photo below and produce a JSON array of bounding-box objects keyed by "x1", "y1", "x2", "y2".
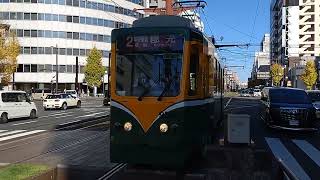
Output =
[{"x1": 98, "y1": 163, "x2": 127, "y2": 180}]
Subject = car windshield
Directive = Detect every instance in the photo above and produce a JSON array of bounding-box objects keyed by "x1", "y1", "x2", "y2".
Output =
[
  {"x1": 46, "y1": 95, "x2": 61, "y2": 99},
  {"x1": 270, "y1": 89, "x2": 311, "y2": 104},
  {"x1": 116, "y1": 53, "x2": 183, "y2": 97},
  {"x1": 66, "y1": 91, "x2": 76, "y2": 94},
  {"x1": 307, "y1": 92, "x2": 320, "y2": 102}
]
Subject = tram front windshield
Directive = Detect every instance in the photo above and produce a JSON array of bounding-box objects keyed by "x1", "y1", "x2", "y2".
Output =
[{"x1": 115, "y1": 34, "x2": 184, "y2": 97}]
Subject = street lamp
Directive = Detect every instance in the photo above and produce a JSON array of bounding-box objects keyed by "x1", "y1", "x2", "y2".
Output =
[{"x1": 51, "y1": 44, "x2": 58, "y2": 93}]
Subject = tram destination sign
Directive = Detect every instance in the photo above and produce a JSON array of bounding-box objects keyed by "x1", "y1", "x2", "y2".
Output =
[{"x1": 118, "y1": 34, "x2": 184, "y2": 52}]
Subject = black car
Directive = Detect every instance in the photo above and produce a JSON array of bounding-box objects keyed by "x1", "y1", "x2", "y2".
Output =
[
  {"x1": 103, "y1": 91, "x2": 110, "y2": 106},
  {"x1": 261, "y1": 88, "x2": 317, "y2": 131}
]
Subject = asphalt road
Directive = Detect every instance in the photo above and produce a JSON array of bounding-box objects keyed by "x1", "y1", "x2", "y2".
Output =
[{"x1": 225, "y1": 97, "x2": 320, "y2": 179}]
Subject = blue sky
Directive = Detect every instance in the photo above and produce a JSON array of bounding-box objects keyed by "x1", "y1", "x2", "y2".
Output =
[{"x1": 201, "y1": 0, "x2": 271, "y2": 82}]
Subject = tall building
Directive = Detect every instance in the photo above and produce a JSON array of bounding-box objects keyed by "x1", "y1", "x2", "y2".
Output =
[
  {"x1": 270, "y1": 0, "x2": 300, "y2": 65},
  {"x1": 0, "y1": 0, "x2": 145, "y2": 92},
  {"x1": 250, "y1": 34, "x2": 271, "y2": 87},
  {"x1": 299, "y1": 0, "x2": 320, "y2": 57}
]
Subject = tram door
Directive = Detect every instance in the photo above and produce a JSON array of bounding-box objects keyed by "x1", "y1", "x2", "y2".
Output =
[{"x1": 189, "y1": 43, "x2": 204, "y2": 99}]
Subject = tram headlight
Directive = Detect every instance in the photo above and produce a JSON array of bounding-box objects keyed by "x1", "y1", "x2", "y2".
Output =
[
  {"x1": 124, "y1": 122, "x2": 132, "y2": 131},
  {"x1": 160, "y1": 123, "x2": 169, "y2": 133}
]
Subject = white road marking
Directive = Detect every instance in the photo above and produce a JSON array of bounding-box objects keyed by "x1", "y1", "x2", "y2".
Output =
[
  {"x1": 0, "y1": 130, "x2": 26, "y2": 137},
  {"x1": 265, "y1": 138, "x2": 310, "y2": 180},
  {"x1": 0, "y1": 163, "x2": 10, "y2": 166},
  {"x1": 225, "y1": 105, "x2": 259, "y2": 111},
  {"x1": 293, "y1": 140, "x2": 320, "y2": 167},
  {"x1": 0, "y1": 130, "x2": 7, "y2": 133},
  {"x1": 0, "y1": 130, "x2": 46, "y2": 142},
  {"x1": 40, "y1": 112, "x2": 72, "y2": 118},
  {"x1": 224, "y1": 98, "x2": 232, "y2": 109},
  {"x1": 76, "y1": 112, "x2": 106, "y2": 118},
  {"x1": 54, "y1": 114, "x2": 74, "y2": 119},
  {"x1": 11, "y1": 120, "x2": 37, "y2": 126}
]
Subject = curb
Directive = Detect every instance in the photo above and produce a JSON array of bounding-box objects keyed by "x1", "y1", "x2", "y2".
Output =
[{"x1": 55, "y1": 115, "x2": 109, "y2": 131}]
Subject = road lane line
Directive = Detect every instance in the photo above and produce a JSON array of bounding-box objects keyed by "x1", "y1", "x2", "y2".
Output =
[
  {"x1": 76, "y1": 112, "x2": 107, "y2": 118},
  {"x1": 0, "y1": 130, "x2": 46, "y2": 142},
  {"x1": 224, "y1": 98, "x2": 232, "y2": 109},
  {"x1": 0, "y1": 130, "x2": 26, "y2": 137},
  {"x1": 293, "y1": 140, "x2": 320, "y2": 167},
  {"x1": 265, "y1": 137, "x2": 310, "y2": 180},
  {"x1": 40, "y1": 112, "x2": 72, "y2": 118},
  {"x1": 11, "y1": 121, "x2": 37, "y2": 126},
  {"x1": 54, "y1": 114, "x2": 74, "y2": 119},
  {"x1": 225, "y1": 105, "x2": 259, "y2": 111}
]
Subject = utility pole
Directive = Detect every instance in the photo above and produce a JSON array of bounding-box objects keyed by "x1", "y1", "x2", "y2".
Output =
[
  {"x1": 55, "y1": 44, "x2": 58, "y2": 94},
  {"x1": 75, "y1": 56, "x2": 79, "y2": 94}
]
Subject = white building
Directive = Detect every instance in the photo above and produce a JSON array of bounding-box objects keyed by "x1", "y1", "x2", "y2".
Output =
[
  {"x1": 251, "y1": 34, "x2": 270, "y2": 82},
  {"x1": 0, "y1": 0, "x2": 145, "y2": 92}
]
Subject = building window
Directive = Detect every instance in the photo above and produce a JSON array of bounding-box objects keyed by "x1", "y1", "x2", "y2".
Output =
[
  {"x1": 98, "y1": 19, "x2": 103, "y2": 26},
  {"x1": 67, "y1": 48, "x2": 72, "y2": 55},
  {"x1": 45, "y1": 47, "x2": 52, "y2": 54},
  {"x1": 52, "y1": 31, "x2": 59, "y2": 38},
  {"x1": 80, "y1": 49, "x2": 85, "y2": 56},
  {"x1": 80, "y1": 16, "x2": 85, "y2": 24},
  {"x1": 73, "y1": 48, "x2": 79, "y2": 56},
  {"x1": 86, "y1": 17, "x2": 92, "y2": 25},
  {"x1": 38, "y1": 47, "x2": 44, "y2": 54},
  {"x1": 24, "y1": 64, "x2": 31, "y2": 72},
  {"x1": 66, "y1": 32, "x2": 72, "y2": 39},
  {"x1": 59, "y1": 31, "x2": 66, "y2": 38},
  {"x1": 16, "y1": 12, "x2": 23, "y2": 20},
  {"x1": 52, "y1": 0, "x2": 58, "y2": 4},
  {"x1": 45, "y1": 14, "x2": 52, "y2": 21},
  {"x1": 80, "y1": 33, "x2": 86, "y2": 40},
  {"x1": 17, "y1": 29, "x2": 23, "y2": 37},
  {"x1": 31, "y1": 64, "x2": 37, "y2": 72},
  {"x1": 38, "y1": 13, "x2": 44, "y2": 20},
  {"x1": 38, "y1": 30, "x2": 44, "y2": 37},
  {"x1": 31, "y1": 13, "x2": 37, "y2": 20},
  {"x1": 24, "y1": 13, "x2": 31, "y2": 20},
  {"x1": 17, "y1": 64, "x2": 23, "y2": 72},
  {"x1": 58, "y1": 0, "x2": 65, "y2": 4},
  {"x1": 45, "y1": 64, "x2": 52, "y2": 72},
  {"x1": 59, "y1": 15, "x2": 66, "y2": 22},
  {"x1": 92, "y1": 18, "x2": 97, "y2": 25},
  {"x1": 80, "y1": 66, "x2": 84, "y2": 73},
  {"x1": 92, "y1": 34, "x2": 97, "y2": 41},
  {"x1": 45, "y1": 30, "x2": 52, "y2": 38},
  {"x1": 72, "y1": 16, "x2": 79, "y2": 23},
  {"x1": 31, "y1": 47, "x2": 37, "y2": 54},
  {"x1": 66, "y1": 0, "x2": 72, "y2": 5},
  {"x1": 24, "y1": 30, "x2": 31, "y2": 37},
  {"x1": 9, "y1": 12, "x2": 17, "y2": 20},
  {"x1": 31, "y1": 30, "x2": 37, "y2": 37},
  {"x1": 98, "y1": 35, "x2": 103, "y2": 42},
  {"x1": 52, "y1": 14, "x2": 58, "y2": 21},
  {"x1": 66, "y1": 15, "x2": 72, "y2": 22},
  {"x1": 67, "y1": 65, "x2": 72, "y2": 73},
  {"x1": 59, "y1": 48, "x2": 66, "y2": 55},
  {"x1": 80, "y1": 0, "x2": 85, "y2": 7},
  {"x1": 72, "y1": 0, "x2": 79, "y2": 6},
  {"x1": 72, "y1": 32, "x2": 79, "y2": 39},
  {"x1": 38, "y1": 64, "x2": 45, "y2": 72},
  {"x1": 44, "y1": 0, "x2": 50, "y2": 4},
  {"x1": 59, "y1": 65, "x2": 66, "y2": 73}
]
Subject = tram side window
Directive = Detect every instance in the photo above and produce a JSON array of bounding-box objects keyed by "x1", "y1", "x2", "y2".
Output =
[{"x1": 189, "y1": 48, "x2": 199, "y2": 96}]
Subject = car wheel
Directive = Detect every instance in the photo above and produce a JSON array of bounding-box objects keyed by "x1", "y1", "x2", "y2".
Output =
[
  {"x1": 44, "y1": 107, "x2": 47, "y2": 111},
  {"x1": 0, "y1": 113, "x2": 8, "y2": 124},
  {"x1": 30, "y1": 110, "x2": 37, "y2": 119},
  {"x1": 62, "y1": 103, "x2": 68, "y2": 110},
  {"x1": 77, "y1": 101, "x2": 81, "y2": 108}
]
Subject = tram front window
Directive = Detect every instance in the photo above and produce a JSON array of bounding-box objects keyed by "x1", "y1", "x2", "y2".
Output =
[{"x1": 116, "y1": 53, "x2": 183, "y2": 97}]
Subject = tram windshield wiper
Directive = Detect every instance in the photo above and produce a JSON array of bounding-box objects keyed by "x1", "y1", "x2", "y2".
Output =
[
  {"x1": 138, "y1": 86, "x2": 150, "y2": 101},
  {"x1": 157, "y1": 79, "x2": 173, "y2": 101}
]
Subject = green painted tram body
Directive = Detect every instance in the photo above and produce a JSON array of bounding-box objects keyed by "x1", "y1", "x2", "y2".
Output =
[{"x1": 110, "y1": 16, "x2": 224, "y2": 167}]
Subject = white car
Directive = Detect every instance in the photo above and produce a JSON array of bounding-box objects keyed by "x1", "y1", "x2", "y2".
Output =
[
  {"x1": 43, "y1": 94, "x2": 81, "y2": 110},
  {"x1": 64, "y1": 90, "x2": 78, "y2": 98},
  {"x1": 0, "y1": 91, "x2": 38, "y2": 123},
  {"x1": 253, "y1": 89, "x2": 261, "y2": 97}
]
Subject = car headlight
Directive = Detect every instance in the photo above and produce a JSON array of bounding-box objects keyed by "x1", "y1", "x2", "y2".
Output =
[
  {"x1": 124, "y1": 122, "x2": 132, "y2": 131},
  {"x1": 160, "y1": 123, "x2": 169, "y2": 133}
]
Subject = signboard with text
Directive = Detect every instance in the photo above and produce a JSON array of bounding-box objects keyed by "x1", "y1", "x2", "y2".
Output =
[{"x1": 117, "y1": 34, "x2": 184, "y2": 52}]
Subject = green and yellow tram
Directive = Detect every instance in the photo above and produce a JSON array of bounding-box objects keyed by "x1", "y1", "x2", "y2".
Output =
[{"x1": 110, "y1": 15, "x2": 224, "y2": 167}]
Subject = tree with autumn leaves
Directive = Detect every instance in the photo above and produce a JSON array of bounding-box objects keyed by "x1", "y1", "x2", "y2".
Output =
[
  {"x1": 0, "y1": 30, "x2": 20, "y2": 86},
  {"x1": 84, "y1": 47, "x2": 106, "y2": 91},
  {"x1": 300, "y1": 61, "x2": 318, "y2": 90},
  {"x1": 270, "y1": 63, "x2": 284, "y2": 87}
]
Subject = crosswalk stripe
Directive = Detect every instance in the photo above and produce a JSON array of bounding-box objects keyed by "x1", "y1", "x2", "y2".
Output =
[
  {"x1": 265, "y1": 137, "x2": 311, "y2": 180},
  {"x1": 0, "y1": 130, "x2": 26, "y2": 137},
  {"x1": 0, "y1": 130, "x2": 46, "y2": 142},
  {"x1": 0, "y1": 130, "x2": 7, "y2": 133},
  {"x1": 293, "y1": 140, "x2": 320, "y2": 167}
]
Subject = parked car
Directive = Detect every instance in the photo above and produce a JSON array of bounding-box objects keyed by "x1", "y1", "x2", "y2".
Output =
[
  {"x1": 43, "y1": 93, "x2": 81, "y2": 110},
  {"x1": 240, "y1": 89, "x2": 250, "y2": 97},
  {"x1": 32, "y1": 88, "x2": 51, "y2": 100},
  {"x1": 64, "y1": 90, "x2": 79, "y2": 98},
  {"x1": 261, "y1": 88, "x2": 317, "y2": 131},
  {"x1": 253, "y1": 89, "x2": 261, "y2": 97},
  {"x1": 0, "y1": 91, "x2": 37, "y2": 123},
  {"x1": 306, "y1": 90, "x2": 320, "y2": 119},
  {"x1": 103, "y1": 91, "x2": 110, "y2": 106}
]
